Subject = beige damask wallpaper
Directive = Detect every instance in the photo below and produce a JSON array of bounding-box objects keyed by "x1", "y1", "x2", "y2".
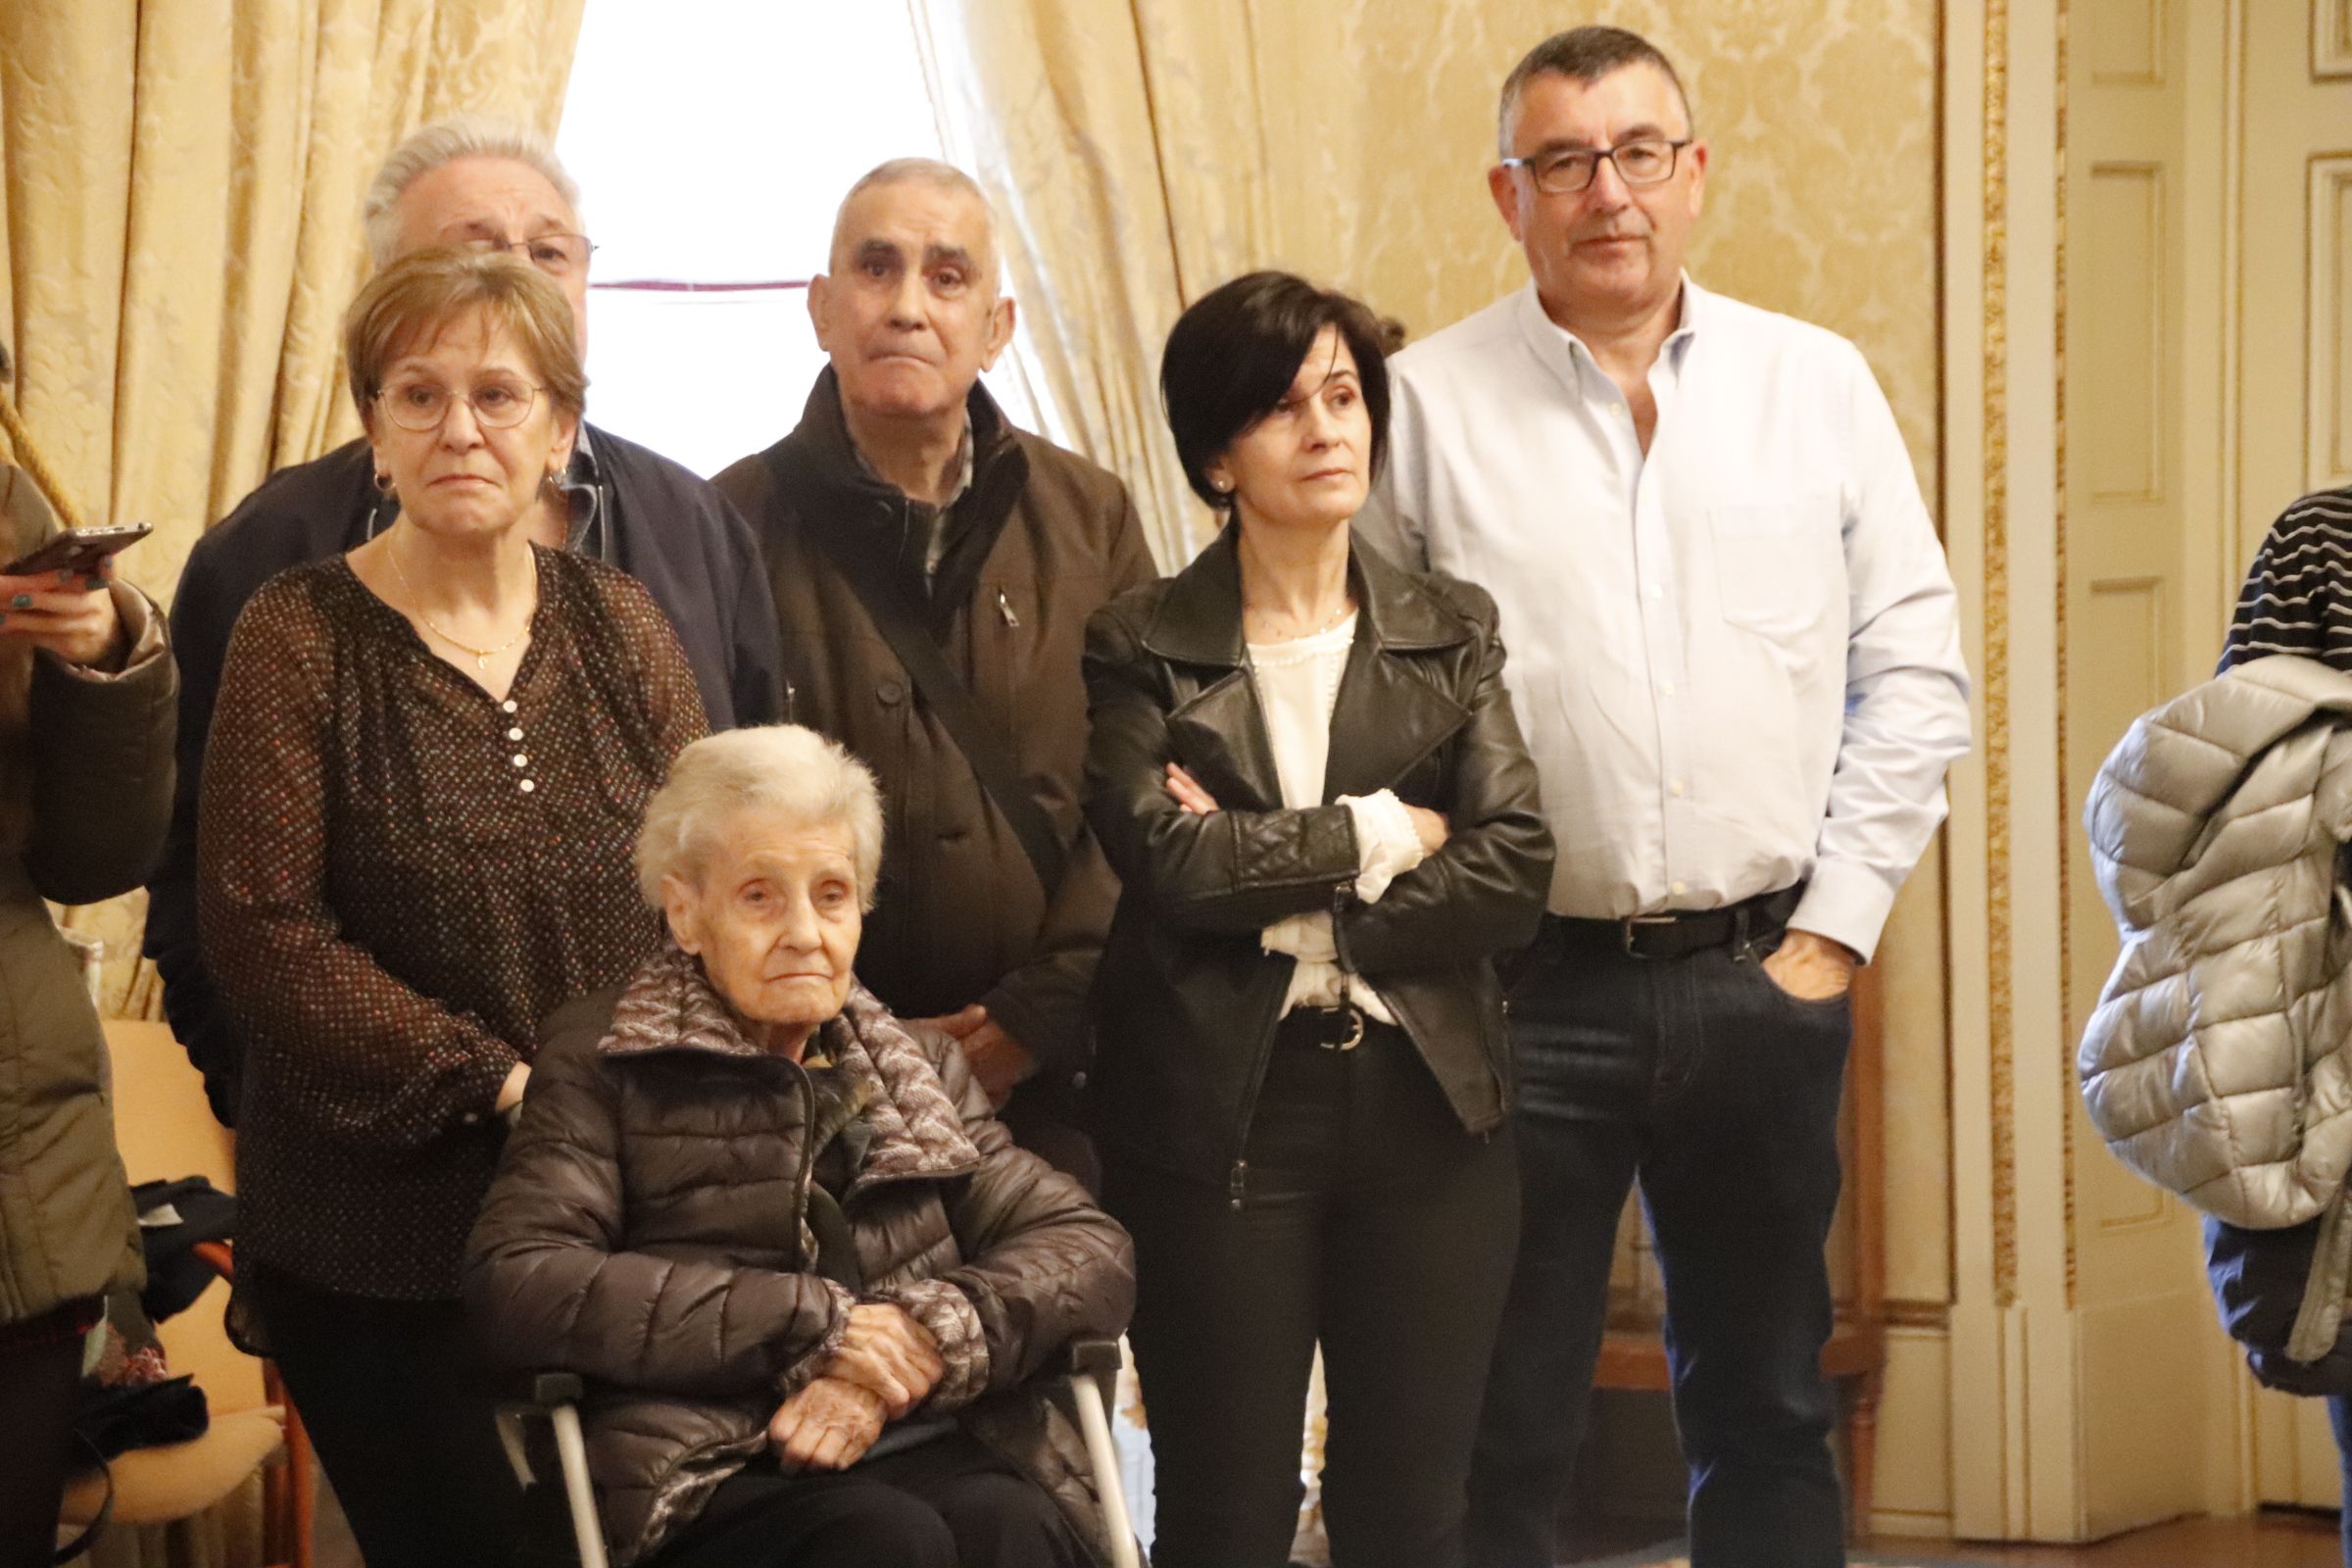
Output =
[{"x1": 1225, "y1": 0, "x2": 1942, "y2": 505}]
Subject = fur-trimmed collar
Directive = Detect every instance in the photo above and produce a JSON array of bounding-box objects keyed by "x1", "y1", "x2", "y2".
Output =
[{"x1": 599, "y1": 942, "x2": 980, "y2": 1190}]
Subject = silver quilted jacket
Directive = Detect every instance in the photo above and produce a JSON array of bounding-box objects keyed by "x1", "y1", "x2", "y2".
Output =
[{"x1": 2079, "y1": 655, "x2": 2352, "y2": 1232}]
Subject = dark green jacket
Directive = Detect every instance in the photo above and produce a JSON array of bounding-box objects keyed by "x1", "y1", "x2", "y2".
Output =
[{"x1": 0, "y1": 465, "x2": 176, "y2": 1326}]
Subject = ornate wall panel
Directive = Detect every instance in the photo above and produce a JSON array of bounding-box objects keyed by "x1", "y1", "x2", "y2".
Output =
[
  {"x1": 2318, "y1": 0, "x2": 2352, "y2": 76},
  {"x1": 2312, "y1": 155, "x2": 2352, "y2": 489}
]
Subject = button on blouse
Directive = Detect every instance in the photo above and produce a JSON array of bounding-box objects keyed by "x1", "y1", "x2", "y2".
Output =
[{"x1": 200, "y1": 549, "x2": 709, "y2": 1299}]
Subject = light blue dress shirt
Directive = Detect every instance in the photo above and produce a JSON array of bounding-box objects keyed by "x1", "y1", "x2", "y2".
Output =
[{"x1": 1356, "y1": 278, "x2": 1971, "y2": 959}]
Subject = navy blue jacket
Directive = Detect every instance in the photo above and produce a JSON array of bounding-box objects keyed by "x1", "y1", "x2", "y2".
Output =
[{"x1": 144, "y1": 426, "x2": 782, "y2": 1123}]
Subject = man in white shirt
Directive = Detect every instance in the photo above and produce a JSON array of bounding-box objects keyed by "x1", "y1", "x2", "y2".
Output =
[{"x1": 1357, "y1": 25, "x2": 1970, "y2": 1568}]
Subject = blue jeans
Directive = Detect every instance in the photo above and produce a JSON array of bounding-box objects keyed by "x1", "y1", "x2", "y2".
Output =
[
  {"x1": 2331, "y1": 1394, "x2": 2352, "y2": 1566},
  {"x1": 1466, "y1": 916, "x2": 1852, "y2": 1568}
]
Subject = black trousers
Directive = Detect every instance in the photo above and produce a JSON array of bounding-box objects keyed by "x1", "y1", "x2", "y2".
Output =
[
  {"x1": 1107, "y1": 1018, "x2": 1519, "y2": 1568},
  {"x1": 243, "y1": 1263, "x2": 521, "y2": 1568},
  {"x1": 656, "y1": 1430, "x2": 1087, "y2": 1568},
  {"x1": 1467, "y1": 918, "x2": 1851, "y2": 1568},
  {"x1": 0, "y1": 1310, "x2": 87, "y2": 1568}
]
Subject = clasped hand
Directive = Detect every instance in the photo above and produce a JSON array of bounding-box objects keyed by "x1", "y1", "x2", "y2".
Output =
[{"x1": 768, "y1": 1303, "x2": 943, "y2": 1472}]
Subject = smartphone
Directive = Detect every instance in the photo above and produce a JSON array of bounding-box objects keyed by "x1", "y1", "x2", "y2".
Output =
[{"x1": 1, "y1": 521, "x2": 152, "y2": 578}]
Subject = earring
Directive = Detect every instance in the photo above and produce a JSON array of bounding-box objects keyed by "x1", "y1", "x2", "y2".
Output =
[{"x1": 372, "y1": 470, "x2": 396, "y2": 498}]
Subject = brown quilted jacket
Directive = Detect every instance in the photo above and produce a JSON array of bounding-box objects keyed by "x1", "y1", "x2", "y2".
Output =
[{"x1": 463, "y1": 945, "x2": 1135, "y2": 1565}]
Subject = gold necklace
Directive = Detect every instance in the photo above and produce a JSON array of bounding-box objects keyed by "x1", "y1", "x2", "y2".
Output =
[{"x1": 385, "y1": 531, "x2": 537, "y2": 674}]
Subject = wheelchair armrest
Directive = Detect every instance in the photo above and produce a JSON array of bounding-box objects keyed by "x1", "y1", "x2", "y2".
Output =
[
  {"x1": 488, "y1": 1369, "x2": 585, "y2": 1408},
  {"x1": 524, "y1": 1371, "x2": 584, "y2": 1407},
  {"x1": 1065, "y1": 1337, "x2": 1120, "y2": 1382}
]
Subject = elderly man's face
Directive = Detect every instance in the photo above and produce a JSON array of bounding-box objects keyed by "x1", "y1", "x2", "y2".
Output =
[
  {"x1": 1490, "y1": 63, "x2": 1706, "y2": 329},
  {"x1": 663, "y1": 814, "x2": 862, "y2": 1050},
  {"x1": 389, "y1": 156, "x2": 592, "y2": 351},
  {"x1": 809, "y1": 180, "x2": 1014, "y2": 425}
]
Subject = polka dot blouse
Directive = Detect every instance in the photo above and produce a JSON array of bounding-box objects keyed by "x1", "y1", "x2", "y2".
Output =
[{"x1": 199, "y1": 548, "x2": 708, "y2": 1299}]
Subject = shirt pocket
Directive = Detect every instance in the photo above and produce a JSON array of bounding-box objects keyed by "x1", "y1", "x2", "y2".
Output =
[{"x1": 1707, "y1": 492, "x2": 1841, "y2": 643}]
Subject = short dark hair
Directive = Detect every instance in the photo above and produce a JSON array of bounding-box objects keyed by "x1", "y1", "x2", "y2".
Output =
[
  {"x1": 1496, "y1": 25, "x2": 1693, "y2": 157},
  {"x1": 1159, "y1": 271, "x2": 1392, "y2": 513}
]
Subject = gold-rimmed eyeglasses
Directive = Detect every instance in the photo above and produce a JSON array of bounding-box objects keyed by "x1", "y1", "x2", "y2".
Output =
[
  {"x1": 1499, "y1": 137, "x2": 1692, "y2": 196},
  {"x1": 461, "y1": 232, "x2": 596, "y2": 281},
  {"x1": 373, "y1": 378, "x2": 543, "y2": 433}
]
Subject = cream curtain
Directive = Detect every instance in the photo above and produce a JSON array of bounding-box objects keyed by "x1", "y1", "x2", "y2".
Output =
[
  {"x1": 0, "y1": 0, "x2": 586, "y2": 1021},
  {"x1": 909, "y1": 0, "x2": 1232, "y2": 570}
]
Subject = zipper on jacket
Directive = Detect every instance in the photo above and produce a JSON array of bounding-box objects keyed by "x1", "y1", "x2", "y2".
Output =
[
  {"x1": 781, "y1": 674, "x2": 798, "y2": 725},
  {"x1": 1228, "y1": 1160, "x2": 1248, "y2": 1211},
  {"x1": 997, "y1": 589, "x2": 1019, "y2": 628},
  {"x1": 784, "y1": 1056, "x2": 819, "y2": 1271}
]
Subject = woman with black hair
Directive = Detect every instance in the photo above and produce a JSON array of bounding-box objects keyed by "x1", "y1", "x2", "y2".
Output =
[{"x1": 1081, "y1": 271, "x2": 1553, "y2": 1568}]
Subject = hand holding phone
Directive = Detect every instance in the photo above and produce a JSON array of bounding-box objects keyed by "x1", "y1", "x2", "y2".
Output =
[{"x1": 0, "y1": 569, "x2": 122, "y2": 666}]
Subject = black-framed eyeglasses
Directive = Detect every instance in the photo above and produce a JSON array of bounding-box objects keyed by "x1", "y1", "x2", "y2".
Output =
[
  {"x1": 1499, "y1": 137, "x2": 1691, "y2": 196},
  {"x1": 373, "y1": 378, "x2": 544, "y2": 432},
  {"x1": 462, "y1": 232, "x2": 596, "y2": 279}
]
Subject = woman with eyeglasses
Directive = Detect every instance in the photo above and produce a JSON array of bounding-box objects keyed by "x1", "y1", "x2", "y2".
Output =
[{"x1": 198, "y1": 247, "x2": 706, "y2": 1568}]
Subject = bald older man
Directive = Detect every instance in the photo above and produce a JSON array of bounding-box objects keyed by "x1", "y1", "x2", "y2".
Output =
[
  {"x1": 147, "y1": 118, "x2": 783, "y2": 1124},
  {"x1": 713, "y1": 160, "x2": 1155, "y2": 1182}
]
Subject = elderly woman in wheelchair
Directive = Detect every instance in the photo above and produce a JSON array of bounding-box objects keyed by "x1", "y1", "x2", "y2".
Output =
[{"x1": 464, "y1": 724, "x2": 1136, "y2": 1568}]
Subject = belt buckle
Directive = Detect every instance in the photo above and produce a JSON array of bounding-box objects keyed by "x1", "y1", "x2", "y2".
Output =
[
  {"x1": 1621, "y1": 914, "x2": 1677, "y2": 958},
  {"x1": 1315, "y1": 1004, "x2": 1366, "y2": 1051}
]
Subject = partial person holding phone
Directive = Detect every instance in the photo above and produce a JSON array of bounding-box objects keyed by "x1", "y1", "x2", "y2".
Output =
[{"x1": 0, "y1": 463, "x2": 176, "y2": 1568}]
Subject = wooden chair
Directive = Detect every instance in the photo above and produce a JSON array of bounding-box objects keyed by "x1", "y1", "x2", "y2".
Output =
[
  {"x1": 1589, "y1": 963, "x2": 1888, "y2": 1538},
  {"x1": 74, "y1": 1019, "x2": 316, "y2": 1568}
]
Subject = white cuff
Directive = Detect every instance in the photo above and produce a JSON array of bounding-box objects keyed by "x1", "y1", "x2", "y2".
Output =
[
  {"x1": 1261, "y1": 911, "x2": 1338, "y2": 962},
  {"x1": 1339, "y1": 790, "x2": 1426, "y2": 904},
  {"x1": 1788, "y1": 858, "x2": 1901, "y2": 963}
]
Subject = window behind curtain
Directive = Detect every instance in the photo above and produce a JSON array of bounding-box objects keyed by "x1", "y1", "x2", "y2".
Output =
[{"x1": 556, "y1": 0, "x2": 1053, "y2": 478}]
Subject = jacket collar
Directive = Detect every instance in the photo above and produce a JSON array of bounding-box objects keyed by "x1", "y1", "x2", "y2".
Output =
[
  {"x1": 1139, "y1": 523, "x2": 1472, "y2": 668},
  {"x1": 763, "y1": 368, "x2": 1032, "y2": 621},
  {"x1": 600, "y1": 942, "x2": 980, "y2": 1185},
  {"x1": 1144, "y1": 526, "x2": 1476, "y2": 810}
]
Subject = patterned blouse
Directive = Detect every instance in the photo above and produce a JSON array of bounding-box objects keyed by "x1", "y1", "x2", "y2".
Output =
[{"x1": 200, "y1": 548, "x2": 708, "y2": 1299}]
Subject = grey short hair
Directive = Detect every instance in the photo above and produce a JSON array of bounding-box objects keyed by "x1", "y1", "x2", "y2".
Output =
[
  {"x1": 828, "y1": 157, "x2": 1001, "y2": 286},
  {"x1": 1496, "y1": 25, "x2": 1695, "y2": 159},
  {"x1": 635, "y1": 726, "x2": 886, "y2": 911},
  {"x1": 363, "y1": 116, "x2": 584, "y2": 269}
]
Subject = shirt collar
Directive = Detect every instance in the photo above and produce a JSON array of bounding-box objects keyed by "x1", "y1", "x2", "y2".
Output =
[
  {"x1": 1517, "y1": 272, "x2": 1703, "y2": 396},
  {"x1": 558, "y1": 428, "x2": 609, "y2": 560},
  {"x1": 851, "y1": 416, "x2": 975, "y2": 514}
]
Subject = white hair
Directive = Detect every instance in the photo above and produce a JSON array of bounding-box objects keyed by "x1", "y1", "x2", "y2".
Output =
[
  {"x1": 362, "y1": 116, "x2": 584, "y2": 268},
  {"x1": 829, "y1": 157, "x2": 1001, "y2": 285},
  {"x1": 635, "y1": 726, "x2": 886, "y2": 911}
]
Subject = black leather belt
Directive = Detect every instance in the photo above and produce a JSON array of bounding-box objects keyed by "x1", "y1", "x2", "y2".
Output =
[{"x1": 1549, "y1": 884, "x2": 1803, "y2": 960}]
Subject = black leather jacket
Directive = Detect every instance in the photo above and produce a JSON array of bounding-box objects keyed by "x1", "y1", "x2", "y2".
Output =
[{"x1": 1081, "y1": 527, "x2": 1552, "y2": 1191}]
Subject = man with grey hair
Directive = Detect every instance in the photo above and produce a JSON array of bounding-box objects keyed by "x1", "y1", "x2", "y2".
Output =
[
  {"x1": 147, "y1": 115, "x2": 784, "y2": 1124},
  {"x1": 1357, "y1": 24, "x2": 1969, "y2": 1568},
  {"x1": 714, "y1": 159, "x2": 1155, "y2": 1183}
]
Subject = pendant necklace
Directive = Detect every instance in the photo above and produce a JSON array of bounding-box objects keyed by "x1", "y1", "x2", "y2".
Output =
[{"x1": 386, "y1": 532, "x2": 537, "y2": 673}]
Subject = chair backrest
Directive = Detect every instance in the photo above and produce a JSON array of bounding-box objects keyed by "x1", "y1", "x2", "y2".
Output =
[{"x1": 101, "y1": 1019, "x2": 262, "y2": 1413}]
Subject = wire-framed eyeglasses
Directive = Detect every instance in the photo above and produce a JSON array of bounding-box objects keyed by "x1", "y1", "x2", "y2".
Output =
[{"x1": 373, "y1": 378, "x2": 544, "y2": 432}]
